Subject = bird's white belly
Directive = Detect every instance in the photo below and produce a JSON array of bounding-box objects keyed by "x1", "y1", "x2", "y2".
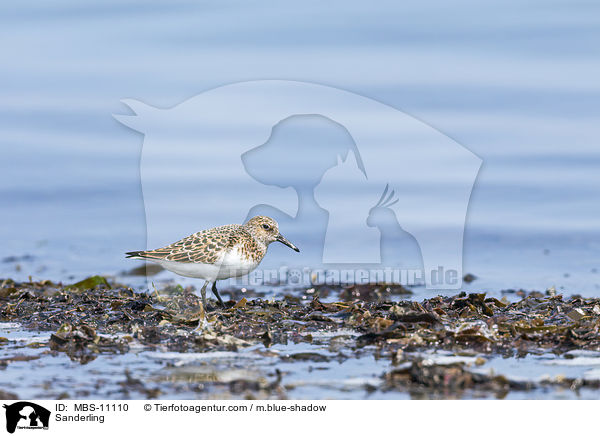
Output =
[
  {"x1": 217, "y1": 248, "x2": 260, "y2": 279},
  {"x1": 154, "y1": 247, "x2": 259, "y2": 281}
]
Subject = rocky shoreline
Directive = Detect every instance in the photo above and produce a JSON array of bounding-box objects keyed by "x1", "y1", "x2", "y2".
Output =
[{"x1": 1, "y1": 277, "x2": 600, "y2": 399}]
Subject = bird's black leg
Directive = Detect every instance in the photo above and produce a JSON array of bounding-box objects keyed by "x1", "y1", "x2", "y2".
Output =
[
  {"x1": 199, "y1": 281, "x2": 209, "y2": 308},
  {"x1": 212, "y1": 281, "x2": 224, "y2": 307},
  {"x1": 194, "y1": 281, "x2": 211, "y2": 332}
]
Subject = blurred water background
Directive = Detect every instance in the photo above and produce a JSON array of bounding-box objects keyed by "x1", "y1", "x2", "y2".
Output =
[{"x1": 1, "y1": 0, "x2": 600, "y2": 296}]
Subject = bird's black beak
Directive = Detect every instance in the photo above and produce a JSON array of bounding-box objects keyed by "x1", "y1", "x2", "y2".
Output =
[{"x1": 276, "y1": 234, "x2": 300, "y2": 252}]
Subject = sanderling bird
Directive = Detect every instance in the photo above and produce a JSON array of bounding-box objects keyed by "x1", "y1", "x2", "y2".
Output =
[{"x1": 126, "y1": 216, "x2": 299, "y2": 308}]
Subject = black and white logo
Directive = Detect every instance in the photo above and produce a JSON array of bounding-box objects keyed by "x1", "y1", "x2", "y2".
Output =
[{"x1": 3, "y1": 402, "x2": 50, "y2": 434}]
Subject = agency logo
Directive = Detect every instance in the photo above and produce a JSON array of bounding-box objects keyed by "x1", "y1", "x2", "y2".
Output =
[
  {"x1": 2, "y1": 402, "x2": 50, "y2": 434},
  {"x1": 116, "y1": 80, "x2": 481, "y2": 289}
]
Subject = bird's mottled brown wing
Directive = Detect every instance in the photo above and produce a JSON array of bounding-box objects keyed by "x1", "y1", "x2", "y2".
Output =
[{"x1": 131, "y1": 224, "x2": 243, "y2": 264}]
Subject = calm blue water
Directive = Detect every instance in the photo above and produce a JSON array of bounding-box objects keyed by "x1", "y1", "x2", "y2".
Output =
[{"x1": 1, "y1": 0, "x2": 600, "y2": 296}]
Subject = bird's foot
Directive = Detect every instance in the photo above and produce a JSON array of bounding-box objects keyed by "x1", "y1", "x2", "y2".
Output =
[{"x1": 193, "y1": 316, "x2": 211, "y2": 333}]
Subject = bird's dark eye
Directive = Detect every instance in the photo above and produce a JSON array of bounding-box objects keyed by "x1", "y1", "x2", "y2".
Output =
[{"x1": 262, "y1": 224, "x2": 270, "y2": 230}]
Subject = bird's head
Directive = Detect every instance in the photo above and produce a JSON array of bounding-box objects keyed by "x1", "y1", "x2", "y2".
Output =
[{"x1": 244, "y1": 216, "x2": 300, "y2": 252}]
